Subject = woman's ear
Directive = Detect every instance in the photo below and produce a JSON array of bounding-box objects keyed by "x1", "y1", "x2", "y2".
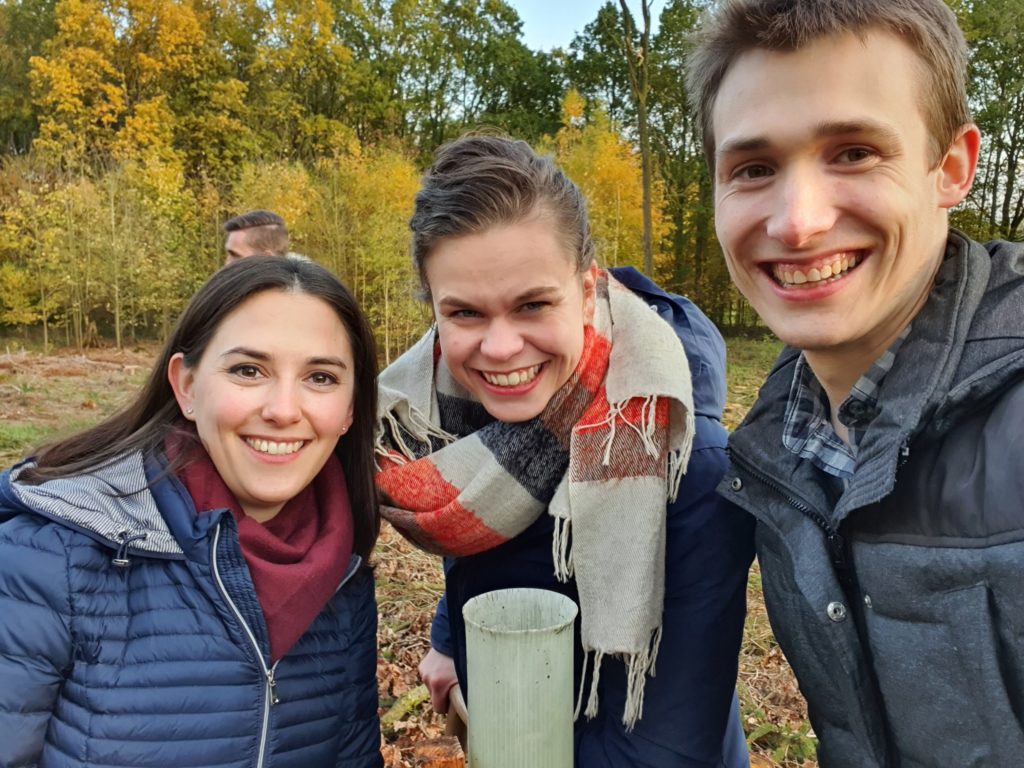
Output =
[
  {"x1": 582, "y1": 260, "x2": 600, "y2": 325},
  {"x1": 168, "y1": 353, "x2": 196, "y2": 421}
]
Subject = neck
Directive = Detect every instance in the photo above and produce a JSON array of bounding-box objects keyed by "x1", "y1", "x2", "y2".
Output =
[{"x1": 242, "y1": 504, "x2": 283, "y2": 524}]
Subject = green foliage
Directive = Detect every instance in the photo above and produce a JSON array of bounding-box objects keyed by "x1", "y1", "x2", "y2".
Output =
[
  {"x1": 745, "y1": 711, "x2": 818, "y2": 764},
  {"x1": 953, "y1": 0, "x2": 1024, "y2": 241},
  {"x1": 0, "y1": 0, "x2": 56, "y2": 154}
]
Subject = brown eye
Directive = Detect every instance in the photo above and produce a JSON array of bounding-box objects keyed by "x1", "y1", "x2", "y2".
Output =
[
  {"x1": 230, "y1": 364, "x2": 262, "y2": 379},
  {"x1": 308, "y1": 371, "x2": 339, "y2": 386}
]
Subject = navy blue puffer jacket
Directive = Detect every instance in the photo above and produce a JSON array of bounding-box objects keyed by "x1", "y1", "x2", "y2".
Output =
[{"x1": 0, "y1": 451, "x2": 382, "y2": 768}]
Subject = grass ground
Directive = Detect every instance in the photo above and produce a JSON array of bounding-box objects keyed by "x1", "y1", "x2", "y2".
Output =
[{"x1": 0, "y1": 337, "x2": 815, "y2": 767}]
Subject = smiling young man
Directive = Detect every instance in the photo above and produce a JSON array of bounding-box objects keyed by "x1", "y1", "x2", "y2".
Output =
[{"x1": 688, "y1": 1, "x2": 1024, "y2": 766}]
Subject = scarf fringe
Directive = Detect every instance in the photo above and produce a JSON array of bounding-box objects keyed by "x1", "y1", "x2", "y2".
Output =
[
  {"x1": 667, "y1": 406, "x2": 695, "y2": 502},
  {"x1": 574, "y1": 623, "x2": 664, "y2": 731},
  {"x1": 374, "y1": 407, "x2": 456, "y2": 466},
  {"x1": 579, "y1": 394, "x2": 665, "y2": 467},
  {"x1": 552, "y1": 514, "x2": 574, "y2": 581}
]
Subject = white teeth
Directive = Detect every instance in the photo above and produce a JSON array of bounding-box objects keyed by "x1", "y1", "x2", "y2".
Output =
[
  {"x1": 245, "y1": 438, "x2": 304, "y2": 456},
  {"x1": 482, "y1": 364, "x2": 540, "y2": 387},
  {"x1": 774, "y1": 253, "x2": 861, "y2": 287}
]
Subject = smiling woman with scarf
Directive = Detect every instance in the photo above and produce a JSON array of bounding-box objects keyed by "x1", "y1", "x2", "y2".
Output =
[
  {"x1": 0, "y1": 257, "x2": 382, "y2": 768},
  {"x1": 375, "y1": 134, "x2": 754, "y2": 767}
]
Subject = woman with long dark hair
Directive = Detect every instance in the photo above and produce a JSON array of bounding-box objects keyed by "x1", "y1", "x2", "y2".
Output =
[{"x1": 0, "y1": 256, "x2": 382, "y2": 767}]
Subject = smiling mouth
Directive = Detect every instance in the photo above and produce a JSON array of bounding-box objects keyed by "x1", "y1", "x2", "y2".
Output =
[
  {"x1": 771, "y1": 251, "x2": 862, "y2": 288},
  {"x1": 244, "y1": 438, "x2": 305, "y2": 456},
  {"x1": 480, "y1": 364, "x2": 542, "y2": 388}
]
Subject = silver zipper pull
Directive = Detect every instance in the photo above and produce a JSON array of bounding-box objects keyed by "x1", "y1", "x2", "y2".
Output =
[{"x1": 267, "y1": 667, "x2": 280, "y2": 706}]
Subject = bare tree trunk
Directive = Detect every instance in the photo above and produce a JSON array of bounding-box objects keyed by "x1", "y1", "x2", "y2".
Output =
[{"x1": 618, "y1": 0, "x2": 654, "y2": 276}]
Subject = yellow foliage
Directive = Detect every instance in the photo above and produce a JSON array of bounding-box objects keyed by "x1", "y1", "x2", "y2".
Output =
[
  {"x1": 231, "y1": 160, "x2": 320, "y2": 243},
  {"x1": 306, "y1": 145, "x2": 428, "y2": 362},
  {"x1": 29, "y1": 0, "x2": 126, "y2": 166},
  {"x1": 549, "y1": 101, "x2": 669, "y2": 275}
]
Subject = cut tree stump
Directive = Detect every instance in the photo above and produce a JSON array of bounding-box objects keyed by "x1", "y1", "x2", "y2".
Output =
[{"x1": 410, "y1": 736, "x2": 465, "y2": 767}]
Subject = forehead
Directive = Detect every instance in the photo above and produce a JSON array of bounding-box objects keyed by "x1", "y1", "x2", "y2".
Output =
[
  {"x1": 224, "y1": 229, "x2": 255, "y2": 254},
  {"x1": 427, "y1": 219, "x2": 577, "y2": 287},
  {"x1": 712, "y1": 30, "x2": 930, "y2": 158},
  {"x1": 208, "y1": 290, "x2": 349, "y2": 350}
]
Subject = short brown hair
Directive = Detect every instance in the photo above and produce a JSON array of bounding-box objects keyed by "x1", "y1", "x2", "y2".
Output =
[
  {"x1": 686, "y1": 0, "x2": 971, "y2": 170},
  {"x1": 224, "y1": 209, "x2": 290, "y2": 256},
  {"x1": 409, "y1": 134, "x2": 595, "y2": 299}
]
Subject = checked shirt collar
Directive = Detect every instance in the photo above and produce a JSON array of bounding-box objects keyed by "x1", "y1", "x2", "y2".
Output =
[{"x1": 782, "y1": 325, "x2": 911, "y2": 479}]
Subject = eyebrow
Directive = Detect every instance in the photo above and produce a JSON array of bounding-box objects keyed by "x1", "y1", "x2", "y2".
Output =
[
  {"x1": 436, "y1": 285, "x2": 562, "y2": 310},
  {"x1": 220, "y1": 347, "x2": 348, "y2": 369},
  {"x1": 716, "y1": 119, "x2": 904, "y2": 160}
]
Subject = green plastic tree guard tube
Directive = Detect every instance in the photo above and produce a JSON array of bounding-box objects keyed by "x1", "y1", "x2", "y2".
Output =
[{"x1": 462, "y1": 588, "x2": 579, "y2": 768}]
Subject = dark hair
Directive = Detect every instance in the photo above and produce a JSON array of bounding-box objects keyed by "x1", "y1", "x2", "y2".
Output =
[
  {"x1": 686, "y1": 0, "x2": 971, "y2": 170},
  {"x1": 22, "y1": 257, "x2": 380, "y2": 558},
  {"x1": 409, "y1": 134, "x2": 595, "y2": 299},
  {"x1": 224, "y1": 209, "x2": 290, "y2": 257}
]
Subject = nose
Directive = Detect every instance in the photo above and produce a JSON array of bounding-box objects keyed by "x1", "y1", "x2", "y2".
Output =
[
  {"x1": 261, "y1": 380, "x2": 302, "y2": 424},
  {"x1": 479, "y1": 318, "x2": 524, "y2": 361},
  {"x1": 765, "y1": 167, "x2": 838, "y2": 248}
]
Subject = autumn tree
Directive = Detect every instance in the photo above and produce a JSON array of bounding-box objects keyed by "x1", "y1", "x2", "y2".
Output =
[
  {"x1": 955, "y1": 0, "x2": 1024, "y2": 241},
  {"x1": 0, "y1": 0, "x2": 56, "y2": 154},
  {"x1": 29, "y1": 0, "x2": 126, "y2": 169},
  {"x1": 617, "y1": 0, "x2": 654, "y2": 275},
  {"x1": 550, "y1": 91, "x2": 669, "y2": 278}
]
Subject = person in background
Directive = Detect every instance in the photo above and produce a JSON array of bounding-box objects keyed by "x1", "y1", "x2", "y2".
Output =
[
  {"x1": 687, "y1": 0, "x2": 1024, "y2": 765},
  {"x1": 224, "y1": 209, "x2": 290, "y2": 265},
  {"x1": 375, "y1": 134, "x2": 753, "y2": 767},
  {"x1": 0, "y1": 256, "x2": 383, "y2": 768}
]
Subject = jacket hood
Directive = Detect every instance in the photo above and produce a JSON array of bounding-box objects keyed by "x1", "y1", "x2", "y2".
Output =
[
  {"x1": 928, "y1": 233, "x2": 1024, "y2": 432},
  {"x1": 0, "y1": 451, "x2": 184, "y2": 558},
  {"x1": 609, "y1": 266, "x2": 728, "y2": 421}
]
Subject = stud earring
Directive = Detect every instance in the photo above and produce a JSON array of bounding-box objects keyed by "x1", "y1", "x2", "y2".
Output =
[
  {"x1": 185, "y1": 406, "x2": 194, "y2": 415},
  {"x1": 340, "y1": 425, "x2": 348, "y2": 433}
]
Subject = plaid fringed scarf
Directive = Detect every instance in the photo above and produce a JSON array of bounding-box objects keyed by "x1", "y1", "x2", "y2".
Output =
[{"x1": 375, "y1": 270, "x2": 694, "y2": 728}]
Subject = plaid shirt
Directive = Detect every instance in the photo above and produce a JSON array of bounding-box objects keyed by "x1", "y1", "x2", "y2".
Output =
[{"x1": 782, "y1": 326, "x2": 911, "y2": 479}]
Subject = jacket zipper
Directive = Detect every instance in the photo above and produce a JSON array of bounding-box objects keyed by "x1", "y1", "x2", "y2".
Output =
[
  {"x1": 731, "y1": 448, "x2": 901, "y2": 765},
  {"x1": 211, "y1": 521, "x2": 279, "y2": 768},
  {"x1": 730, "y1": 450, "x2": 851, "y2": 579}
]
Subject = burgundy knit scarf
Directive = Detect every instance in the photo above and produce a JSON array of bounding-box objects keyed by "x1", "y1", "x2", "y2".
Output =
[{"x1": 169, "y1": 436, "x2": 353, "y2": 662}]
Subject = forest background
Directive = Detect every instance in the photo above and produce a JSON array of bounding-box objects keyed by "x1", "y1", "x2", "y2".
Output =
[
  {"x1": 1, "y1": 1, "x2": 1022, "y2": 764},
  {"x1": 1, "y1": 0, "x2": 1022, "y2": 359}
]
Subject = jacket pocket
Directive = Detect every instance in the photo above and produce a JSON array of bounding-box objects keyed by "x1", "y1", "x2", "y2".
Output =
[{"x1": 864, "y1": 580, "x2": 1024, "y2": 768}]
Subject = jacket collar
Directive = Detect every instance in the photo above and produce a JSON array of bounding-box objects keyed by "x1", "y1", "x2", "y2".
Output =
[{"x1": 1, "y1": 450, "x2": 227, "y2": 560}]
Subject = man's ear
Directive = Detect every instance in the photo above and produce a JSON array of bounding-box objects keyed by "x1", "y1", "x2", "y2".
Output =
[
  {"x1": 168, "y1": 353, "x2": 196, "y2": 421},
  {"x1": 582, "y1": 260, "x2": 600, "y2": 326},
  {"x1": 937, "y1": 123, "x2": 981, "y2": 209}
]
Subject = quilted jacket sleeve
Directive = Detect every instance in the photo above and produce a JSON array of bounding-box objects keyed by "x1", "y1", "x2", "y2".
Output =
[{"x1": 0, "y1": 512, "x2": 74, "y2": 767}]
